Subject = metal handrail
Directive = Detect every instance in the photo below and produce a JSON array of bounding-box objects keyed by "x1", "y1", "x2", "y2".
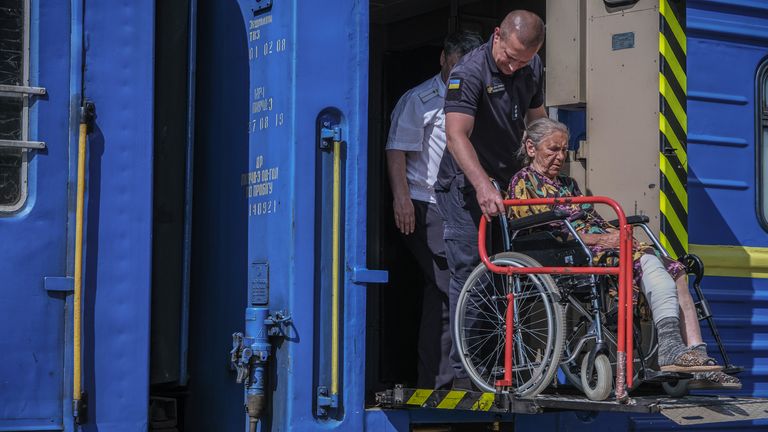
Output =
[{"x1": 0, "y1": 84, "x2": 46, "y2": 96}]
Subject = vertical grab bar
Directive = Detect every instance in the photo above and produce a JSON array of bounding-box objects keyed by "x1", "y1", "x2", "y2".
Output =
[
  {"x1": 330, "y1": 138, "x2": 341, "y2": 399},
  {"x1": 316, "y1": 115, "x2": 344, "y2": 417},
  {"x1": 73, "y1": 100, "x2": 94, "y2": 422},
  {"x1": 73, "y1": 121, "x2": 86, "y2": 411}
]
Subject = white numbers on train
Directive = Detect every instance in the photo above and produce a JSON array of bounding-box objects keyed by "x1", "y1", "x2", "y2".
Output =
[
  {"x1": 248, "y1": 113, "x2": 286, "y2": 133},
  {"x1": 250, "y1": 200, "x2": 278, "y2": 216},
  {"x1": 261, "y1": 38, "x2": 287, "y2": 56}
]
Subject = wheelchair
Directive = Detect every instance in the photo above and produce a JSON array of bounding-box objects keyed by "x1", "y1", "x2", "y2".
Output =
[{"x1": 452, "y1": 194, "x2": 742, "y2": 401}]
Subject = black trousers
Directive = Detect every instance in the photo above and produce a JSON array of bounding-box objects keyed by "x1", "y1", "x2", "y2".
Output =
[
  {"x1": 435, "y1": 175, "x2": 484, "y2": 381},
  {"x1": 401, "y1": 199, "x2": 453, "y2": 390}
]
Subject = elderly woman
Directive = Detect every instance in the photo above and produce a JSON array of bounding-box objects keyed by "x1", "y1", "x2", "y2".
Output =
[{"x1": 507, "y1": 117, "x2": 739, "y2": 388}]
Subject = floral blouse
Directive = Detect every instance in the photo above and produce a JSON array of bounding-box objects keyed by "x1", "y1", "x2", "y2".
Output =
[{"x1": 507, "y1": 166, "x2": 685, "y2": 289}]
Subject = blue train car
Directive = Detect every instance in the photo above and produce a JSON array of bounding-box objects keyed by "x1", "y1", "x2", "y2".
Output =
[{"x1": 1, "y1": 0, "x2": 767, "y2": 431}]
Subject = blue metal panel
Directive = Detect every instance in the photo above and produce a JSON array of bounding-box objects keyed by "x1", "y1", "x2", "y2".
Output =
[
  {"x1": 687, "y1": 1, "x2": 768, "y2": 246},
  {"x1": 0, "y1": 1, "x2": 72, "y2": 429},
  {"x1": 80, "y1": 0, "x2": 154, "y2": 430},
  {"x1": 684, "y1": 7, "x2": 768, "y2": 429},
  {"x1": 686, "y1": 6, "x2": 768, "y2": 428},
  {"x1": 229, "y1": 0, "x2": 370, "y2": 430}
]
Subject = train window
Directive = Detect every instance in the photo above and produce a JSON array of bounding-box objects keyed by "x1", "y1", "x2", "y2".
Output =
[
  {"x1": 760, "y1": 62, "x2": 768, "y2": 229},
  {"x1": 0, "y1": 0, "x2": 29, "y2": 212}
]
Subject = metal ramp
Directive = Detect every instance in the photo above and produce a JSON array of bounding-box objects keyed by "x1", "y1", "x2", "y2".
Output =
[{"x1": 375, "y1": 387, "x2": 768, "y2": 426}]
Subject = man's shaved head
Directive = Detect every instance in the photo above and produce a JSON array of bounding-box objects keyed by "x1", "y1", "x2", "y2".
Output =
[{"x1": 499, "y1": 10, "x2": 545, "y2": 49}]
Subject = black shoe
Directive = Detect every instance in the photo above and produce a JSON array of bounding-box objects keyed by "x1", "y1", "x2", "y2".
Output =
[{"x1": 451, "y1": 377, "x2": 474, "y2": 391}]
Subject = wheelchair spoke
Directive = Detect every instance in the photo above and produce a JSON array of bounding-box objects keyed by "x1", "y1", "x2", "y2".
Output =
[
  {"x1": 456, "y1": 253, "x2": 563, "y2": 396},
  {"x1": 466, "y1": 295, "x2": 505, "y2": 327}
]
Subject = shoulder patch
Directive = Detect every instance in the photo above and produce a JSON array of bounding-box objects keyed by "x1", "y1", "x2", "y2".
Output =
[
  {"x1": 418, "y1": 87, "x2": 439, "y2": 103},
  {"x1": 446, "y1": 78, "x2": 462, "y2": 102}
]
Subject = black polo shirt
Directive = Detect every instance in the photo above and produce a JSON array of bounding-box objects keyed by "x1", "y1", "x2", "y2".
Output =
[{"x1": 436, "y1": 37, "x2": 544, "y2": 190}]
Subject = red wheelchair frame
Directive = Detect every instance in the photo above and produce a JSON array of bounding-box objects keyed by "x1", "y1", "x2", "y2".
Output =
[{"x1": 477, "y1": 196, "x2": 634, "y2": 401}]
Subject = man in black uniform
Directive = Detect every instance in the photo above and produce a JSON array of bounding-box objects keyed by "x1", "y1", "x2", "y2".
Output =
[{"x1": 435, "y1": 10, "x2": 547, "y2": 388}]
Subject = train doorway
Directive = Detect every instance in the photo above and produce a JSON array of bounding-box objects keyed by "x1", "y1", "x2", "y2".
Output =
[{"x1": 365, "y1": 0, "x2": 546, "y2": 400}]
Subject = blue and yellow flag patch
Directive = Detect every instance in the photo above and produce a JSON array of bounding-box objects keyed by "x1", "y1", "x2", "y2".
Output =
[{"x1": 448, "y1": 79, "x2": 461, "y2": 90}]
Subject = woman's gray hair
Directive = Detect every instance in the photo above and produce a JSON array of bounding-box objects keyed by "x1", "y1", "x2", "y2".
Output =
[{"x1": 516, "y1": 117, "x2": 570, "y2": 165}]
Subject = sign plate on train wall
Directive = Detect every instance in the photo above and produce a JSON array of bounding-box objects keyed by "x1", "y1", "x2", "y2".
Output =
[
  {"x1": 250, "y1": 262, "x2": 269, "y2": 306},
  {"x1": 612, "y1": 32, "x2": 635, "y2": 50}
]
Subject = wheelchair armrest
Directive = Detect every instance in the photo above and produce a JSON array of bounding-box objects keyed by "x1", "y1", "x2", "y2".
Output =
[
  {"x1": 606, "y1": 215, "x2": 650, "y2": 227},
  {"x1": 507, "y1": 208, "x2": 570, "y2": 232}
]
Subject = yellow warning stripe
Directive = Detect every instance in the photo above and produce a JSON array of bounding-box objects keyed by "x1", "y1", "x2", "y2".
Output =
[
  {"x1": 660, "y1": 189, "x2": 688, "y2": 247},
  {"x1": 659, "y1": 33, "x2": 687, "y2": 94},
  {"x1": 658, "y1": 0, "x2": 688, "y2": 259},
  {"x1": 436, "y1": 390, "x2": 467, "y2": 409},
  {"x1": 659, "y1": 153, "x2": 688, "y2": 211},
  {"x1": 406, "y1": 389, "x2": 433, "y2": 406},
  {"x1": 690, "y1": 244, "x2": 768, "y2": 279},
  {"x1": 660, "y1": 0, "x2": 687, "y2": 54},
  {"x1": 659, "y1": 231, "x2": 676, "y2": 257},
  {"x1": 471, "y1": 392, "x2": 495, "y2": 411},
  {"x1": 659, "y1": 114, "x2": 688, "y2": 168},
  {"x1": 659, "y1": 73, "x2": 688, "y2": 133}
]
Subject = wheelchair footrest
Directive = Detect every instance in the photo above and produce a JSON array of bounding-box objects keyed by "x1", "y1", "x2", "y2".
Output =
[
  {"x1": 723, "y1": 366, "x2": 745, "y2": 375},
  {"x1": 641, "y1": 370, "x2": 693, "y2": 383}
]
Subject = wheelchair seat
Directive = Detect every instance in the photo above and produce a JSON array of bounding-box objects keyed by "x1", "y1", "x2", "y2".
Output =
[
  {"x1": 510, "y1": 230, "x2": 596, "y2": 296},
  {"x1": 510, "y1": 230, "x2": 590, "y2": 267}
]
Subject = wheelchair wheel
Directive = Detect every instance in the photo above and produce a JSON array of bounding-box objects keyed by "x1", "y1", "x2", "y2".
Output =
[
  {"x1": 581, "y1": 353, "x2": 612, "y2": 401},
  {"x1": 454, "y1": 252, "x2": 565, "y2": 397},
  {"x1": 662, "y1": 379, "x2": 690, "y2": 397},
  {"x1": 560, "y1": 289, "x2": 657, "y2": 393}
]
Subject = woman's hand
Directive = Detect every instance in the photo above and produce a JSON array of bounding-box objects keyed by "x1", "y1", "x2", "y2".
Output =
[
  {"x1": 594, "y1": 231, "x2": 621, "y2": 249},
  {"x1": 580, "y1": 231, "x2": 620, "y2": 249},
  {"x1": 580, "y1": 230, "x2": 637, "y2": 249}
]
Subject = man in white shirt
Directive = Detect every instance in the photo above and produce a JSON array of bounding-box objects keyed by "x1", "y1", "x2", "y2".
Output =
[{"x1": 385, "y1": 31, "x2": 482, "y2": 390}]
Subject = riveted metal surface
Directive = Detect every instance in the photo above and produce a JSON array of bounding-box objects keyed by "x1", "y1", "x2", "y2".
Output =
[
  {"x1": 231, "y1": 0, "x2": 370, "y2": 430},
  {"x1": 80, "y1": 0, "x2": 155, "y2": 430},
  {"x1": 686, "y1": 1, "x2": 768, "y2": 430},
  {"x1": 0, "y1": 1, "x2": 71, "y2": 430}
]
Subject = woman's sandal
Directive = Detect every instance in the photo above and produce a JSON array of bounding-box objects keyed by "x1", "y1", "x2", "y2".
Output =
[
  {"x1": 659, "y1": 349, "x2": 723, "y2": 373},
  {"x1": 687, "y1": 371, "x2": 742, "y2": 390}
]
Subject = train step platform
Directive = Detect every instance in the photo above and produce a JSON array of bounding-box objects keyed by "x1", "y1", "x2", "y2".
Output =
[{"x1": 374, "y1": 386, "x2": 768, "y2": 426}]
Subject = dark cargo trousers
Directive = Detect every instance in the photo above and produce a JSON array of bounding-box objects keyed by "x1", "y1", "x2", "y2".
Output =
[
  {"x1": 401, "y1": 199, "x2": 454, "y2": 390},
  {"x1": 435, "y1": 175, "x2": 484, "y2": 382}
]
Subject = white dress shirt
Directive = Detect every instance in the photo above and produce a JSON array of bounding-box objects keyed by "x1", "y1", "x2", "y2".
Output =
[{"x1": 385, "y1": 74, "x2": 447, "y2": 204}]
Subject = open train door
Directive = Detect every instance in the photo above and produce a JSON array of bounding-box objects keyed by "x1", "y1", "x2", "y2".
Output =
[
  {"x1": 370, "y1": 0, "x2": 768, "y2": 430},
  {"x1": 225, "y1": 1, "x2": 384, "y2": 431}
]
